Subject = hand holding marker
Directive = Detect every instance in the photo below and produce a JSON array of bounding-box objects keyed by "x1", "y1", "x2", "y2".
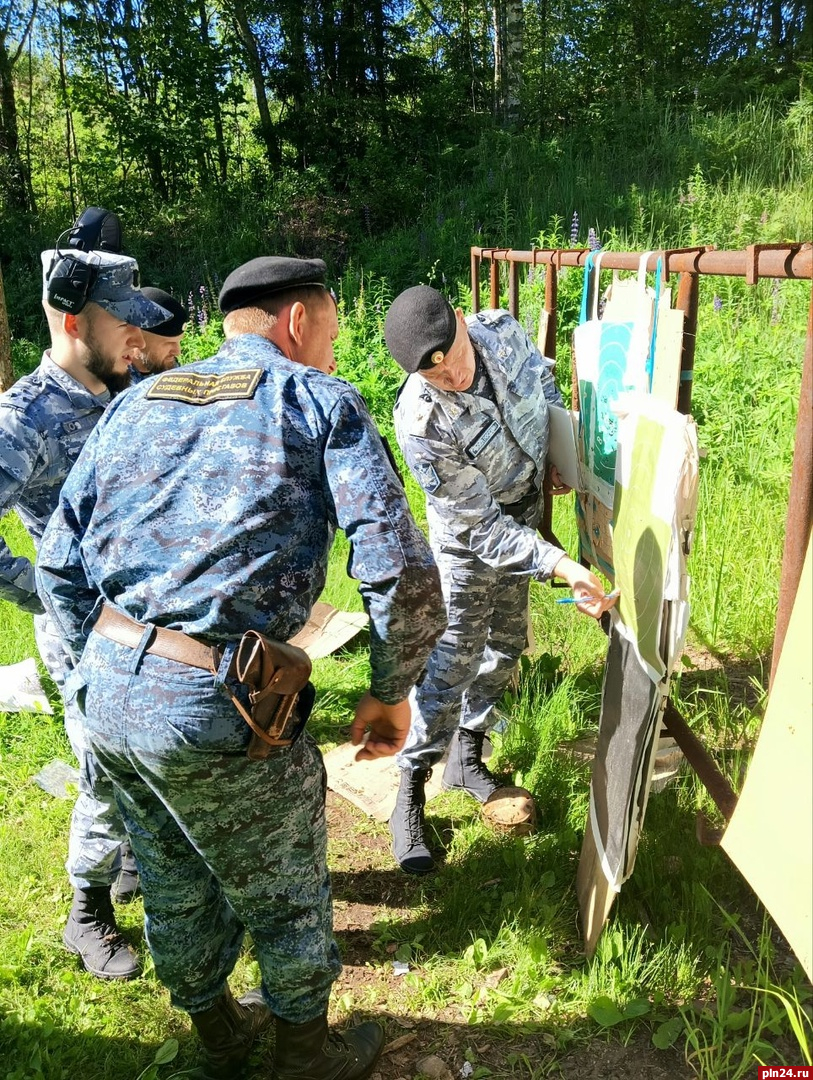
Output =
[{"x1": 556, "y1": 589, "x2": 620, "y2": 606}]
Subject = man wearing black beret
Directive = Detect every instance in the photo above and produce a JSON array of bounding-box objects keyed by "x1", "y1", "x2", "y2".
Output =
[
  {"x1": 383, "y1": 285, "x2": 617, "y2": 874},
  {"x1": 37, "y1": 255, "x2": 446, "y2": 1078},
  {"x1": 129, "y1": 287, "x2": 188, "y2": 382}
]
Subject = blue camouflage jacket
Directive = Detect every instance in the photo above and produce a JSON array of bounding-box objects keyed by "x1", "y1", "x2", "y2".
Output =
[
  {"x1": 0, "y1": 352, "x2": 110, "y2": 613},
  {"x1": 36, "y1": 334, "x2": 446, "y2": 704},
  {"x1": 394, "y1": 309, "x2": 566, "y2": 580}
]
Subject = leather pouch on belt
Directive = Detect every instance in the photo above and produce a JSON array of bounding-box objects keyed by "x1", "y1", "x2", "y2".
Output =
[{"x1": 231, "y1": 631, "x2": 313, "y2": 760}]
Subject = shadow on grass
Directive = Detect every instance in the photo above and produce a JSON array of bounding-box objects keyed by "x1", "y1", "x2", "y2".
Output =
[{"x1": 0, "y1": 1008, "x2": 696, "y2": 1080}]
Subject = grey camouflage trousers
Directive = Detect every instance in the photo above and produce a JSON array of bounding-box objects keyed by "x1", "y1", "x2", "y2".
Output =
[
  {"x1": 397, "y1": 547, "x2": 530, "y2": 773},
  {"x1": 33, "y1": 613, "x2": 127, "y2": 889},
  {"x1": 72, "y1": 630, "x2": 342, "y2": 1019}
]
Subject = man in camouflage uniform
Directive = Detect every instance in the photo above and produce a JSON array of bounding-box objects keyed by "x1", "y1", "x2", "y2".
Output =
[
  {"x1": 37, "y1": 257, "x2": 446, "y2": 1080},
  {"x1": 128, "y1": 287, "x2": 187, "y2": 383},
  {"x1": 0, "y1": 244, "x2": 170, "y2": 977},
  {"x1": 384, "y1": 286, "x2": 617, "y2": 874}
]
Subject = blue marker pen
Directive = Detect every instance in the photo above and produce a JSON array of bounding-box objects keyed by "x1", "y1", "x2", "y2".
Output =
[{"x1": 555, "y1": 591, "x2": 619, "y2": 605}]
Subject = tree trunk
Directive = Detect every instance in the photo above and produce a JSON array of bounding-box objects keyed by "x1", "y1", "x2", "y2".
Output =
[
  {"x1": 493, "y1": 0, "x2": 523, "y2": 128},
  {"x1": 0, "y1": 8, "x2": 36, "y2": 214},
  {"x1": 0, "y1": 264, "x2": 13, "y2": 392},
  {"x1": 198, "y1": 0, "x2": 228, "y2": 184},
  {"x1": 229, "y1": 0, "x2": 280, "y2": 170}
]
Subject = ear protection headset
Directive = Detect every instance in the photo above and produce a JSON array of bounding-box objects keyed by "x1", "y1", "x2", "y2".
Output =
[
  {"x1": 45, "y1": 207, "x2": 125, "y2": 315},
  {"x1": 46, "y1": 237, "x2": 101, "y2": 315}
]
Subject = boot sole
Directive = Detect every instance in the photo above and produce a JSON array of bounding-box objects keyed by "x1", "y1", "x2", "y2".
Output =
[
  {"x1": 440, "y1": 779, "x2": 493, "y2": 803},
  {"x1": 63, "y1": 934, "x2": 141, "y2": 980}
]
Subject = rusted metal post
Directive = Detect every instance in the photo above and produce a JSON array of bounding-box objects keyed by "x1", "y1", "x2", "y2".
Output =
[
  {"x1": 543, "y1": 257, "x2": 558, "y2": 361},
  {"x1": 663, "y1": 702, "x2": 739, "y2": 821},
  {"x1": 770, "y1": 285, "x2": 813, "y2": 689},
  {"x1": 675, "y1": 272, "x2": 699, "y2": 414},
  {"x1": 508, "y1": 259, "x2": 519, "y2": 319},
  {"x1": 489, "y1": 259, "x2": 500, "y2": 309},
  {"x1": 470, "y1": 250, "x2": 481, "y2": 313}
]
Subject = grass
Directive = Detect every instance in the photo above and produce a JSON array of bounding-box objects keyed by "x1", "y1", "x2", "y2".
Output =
[{"x1": 1, "y1": 174, "x2": 811, "y2": 1076}]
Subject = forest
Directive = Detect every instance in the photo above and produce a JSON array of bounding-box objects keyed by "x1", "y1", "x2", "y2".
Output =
[{"x1": 0, "y1": 0, "x2": 810, "y2": 339}]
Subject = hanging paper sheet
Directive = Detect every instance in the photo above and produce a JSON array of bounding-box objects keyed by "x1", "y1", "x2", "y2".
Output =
[
  {"x1": 574, "y1": 253, "x2": 655, "y2": 509},
  {"x1": 611, "y1": 394, "x2": 698, "y2": 683},
  {"x1": 576, "y1": 491, "x2": 615, "y2": 580}
]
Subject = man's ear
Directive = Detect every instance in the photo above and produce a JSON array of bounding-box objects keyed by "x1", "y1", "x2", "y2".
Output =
[{"x1": 288, "y1": 301, "x2": 306, "y2": 345}]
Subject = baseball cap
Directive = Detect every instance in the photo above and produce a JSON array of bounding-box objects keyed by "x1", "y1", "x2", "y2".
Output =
[{"x1": 42, "y1": 249, "x2": 171, "y2": 329}]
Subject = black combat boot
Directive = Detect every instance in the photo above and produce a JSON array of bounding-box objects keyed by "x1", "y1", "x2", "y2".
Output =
[
  {"x1": 441, "y1": 729, "x2": 499, "y2": 802},
  {"x1": 63, "y1": 885, "x2": 140, "y2": 979},
  {"x1": 272, "y1": 1013, "x2": 384, "y2": 1080},
  {"x1": 389, "y1": 768, "x2": 433, "y2": 874},
  {"x1": 110, "y1": 840, "x2": 141, "y2": 904},
  {"x1": 189, "y1": 985, "x2": 274, "y2": 1080}
]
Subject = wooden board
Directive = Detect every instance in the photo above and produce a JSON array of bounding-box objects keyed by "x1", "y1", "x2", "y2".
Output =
[{"x1": 721, "y1": 535, "x2": 813, "y2": 980}]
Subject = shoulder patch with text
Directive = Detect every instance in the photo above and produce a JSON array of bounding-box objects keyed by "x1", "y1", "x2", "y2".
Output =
[
  {"x1": 146, "y1": 368, "x2": 263, "y2": 405},
  {"x1": 465, "y1": 418, "x2": 500, "y2": 459}
]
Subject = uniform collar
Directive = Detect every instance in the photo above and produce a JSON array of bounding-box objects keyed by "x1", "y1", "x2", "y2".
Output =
[{"x1": 42, "y1": 350, "x2": 111, "y2": 406}]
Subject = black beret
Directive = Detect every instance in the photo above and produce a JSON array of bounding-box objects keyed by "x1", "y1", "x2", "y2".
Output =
[
  {"x1": 218, "y1": 256, "x2": 328, "y2": 314},
  {"x1": 384, "y1": 285, "x2": 457, "y2": 374},
  {"x1": 141, "y1": 288, "x2": 187, "y2": 337}
]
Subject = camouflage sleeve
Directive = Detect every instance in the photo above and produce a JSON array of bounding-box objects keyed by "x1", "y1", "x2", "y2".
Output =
[
  {"x1": 35, "y1": 429, "x2": 103, "y2": 663},
  {"x1": 323, "y1": 390, "x2": 446, "y2": 704},
  {"x1": 402, "y1": 431, "x2": 565, "y2": 580},
  {"x1": 515, "y1": 322, "x2": 563, "y2": 407},
  {"x1": 0, "y1": 406, "x2": 45, "y2": 613}
]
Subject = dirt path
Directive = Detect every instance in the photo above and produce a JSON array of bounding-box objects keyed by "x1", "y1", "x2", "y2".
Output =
[{"x1": 325, "y1": 793, "x2": 696, "y2": 1080}]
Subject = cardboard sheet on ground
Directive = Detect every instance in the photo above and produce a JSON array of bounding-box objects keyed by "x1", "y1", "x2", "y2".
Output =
[
  {"x1": 289, "y1": 601, "x2": 368, "y2": 659},
  {"x1": 0, "y1": 657, "x2": 53, "y2": 714},
  {"x1": 323, "y1": 741, "x2": 449, "y2": 821},
  {"x1": 324, "y1": 738, "x2": 494, "y2": 821},
  {"x1": 721, "y1": 535, "x2": 813, "y2": 981}
]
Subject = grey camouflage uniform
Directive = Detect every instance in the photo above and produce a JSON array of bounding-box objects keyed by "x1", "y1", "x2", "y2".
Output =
[
  {"x1": 393, "y1": 310, "x2": 565, "y2": 771},
  {"x1": 0, "y1": 351, "x2": 128, "y2": 889},
  {"x1": 36, "y1": 333, "x2": 446, "y2": 1020}
]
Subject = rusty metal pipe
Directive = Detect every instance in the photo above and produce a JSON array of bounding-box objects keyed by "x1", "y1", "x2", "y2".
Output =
[
  {"x1": 770, "y1": 285, "x2": 813, "y2": 689},
  {"x1": 471, "y1": 245, "x2": 813, "y2": 281},
  {"x1": 543, "y1": 258, "x2": 558, "y2": 360},
  {"x1": 676, "y1": 272, "x2": 699, "y2": 414},
  {"x1": 470, "y1": 250, "x2": 481, "y2": 313},
  {"x1": 508, "y1": 260, "x2": 519, "y2": 319},
  {"x1": 663, "y1": 701, "x2": 739, "y2": 821}
]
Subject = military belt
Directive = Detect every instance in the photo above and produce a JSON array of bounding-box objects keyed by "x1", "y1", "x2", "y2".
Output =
[
  {"x1": 93, "y1": 603, "x2": 227, "y2": 673},
  {"x1": 499, "y1": 489, "x2": 539, "y2": 521}
]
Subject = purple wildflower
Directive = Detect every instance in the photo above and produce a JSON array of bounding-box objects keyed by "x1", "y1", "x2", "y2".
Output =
[
  {"x1": 570, "y1": 211, "x2": 579, "y2": 245},
  {"x1": 588, "y1": 227, "x2": 600, "y2": 251},
  {"x1": 713, "y1": 295, "x2": 723, "y2": 312}
]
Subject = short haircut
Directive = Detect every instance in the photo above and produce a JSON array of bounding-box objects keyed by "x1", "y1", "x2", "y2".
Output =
[{"x1": 223, "y1": 285, "x2": 330, "y2": 339}]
